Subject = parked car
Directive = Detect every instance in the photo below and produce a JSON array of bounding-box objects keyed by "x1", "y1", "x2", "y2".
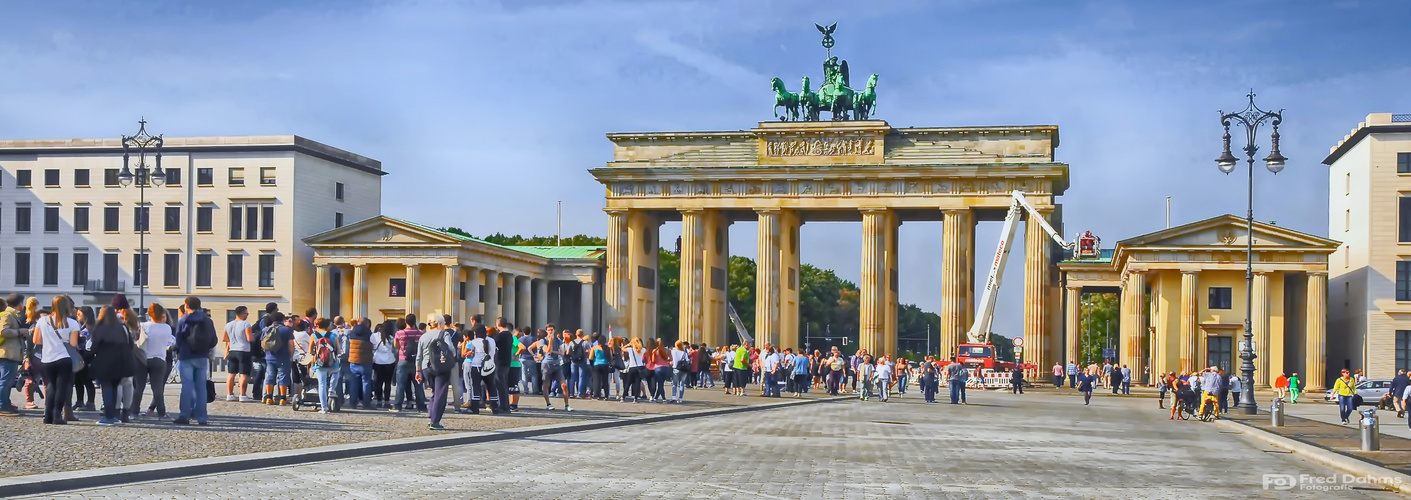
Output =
[{"x1": 1324, "y1": 379, "x2": 1392, "y2": 406}]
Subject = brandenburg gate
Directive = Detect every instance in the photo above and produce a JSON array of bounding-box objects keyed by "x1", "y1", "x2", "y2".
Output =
[{"x1": 590, "y1": 26, "x2": 1070, "y2": 366}]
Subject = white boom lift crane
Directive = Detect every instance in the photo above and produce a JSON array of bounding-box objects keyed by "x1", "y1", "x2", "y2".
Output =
[{"x1": 965, "y1": 191, "x2": 1076, "y2": 344}]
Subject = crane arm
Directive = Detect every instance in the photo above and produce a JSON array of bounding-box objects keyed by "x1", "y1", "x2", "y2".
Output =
[{"x1": 964, "y1": 191, "x2": 1074, "y2": 344}]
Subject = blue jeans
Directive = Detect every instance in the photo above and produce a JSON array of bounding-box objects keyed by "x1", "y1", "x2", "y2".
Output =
[
  {"x1": 652, "y1": 366, "x2": 671, "y2": 400},
  {"x1": 672, "y1": 369, "x2": 688, "y2": 400},
  {"x1": 573, "y1": 361, "x2": 591, "y2": 395},
  {"x1": 264, "y1": 358, "x2": 291, "y2": 388},
  {"x1": 316, "y1": 365, "x2": 340, "y2": 411},
  {"x1": 1338, "y1": 394, "x2": 1356, "y2": 422},
  {"x1": 948, "y1": 380, "x2": 963, "y2": 404},
  {"x1": 394, "y1": 361, "x2": 424, "y2": 409},
  {"x1": 762, "y1": 372, "x2": 776, "y2": 397},
  {"x1": 520, "y1": 359, "x2": 540, "y2": 395},
  {"x1": 0, "y1": 359, "x2": 18, "y2": 409},
  {"x1": 347, "y1": 364, "x2": 372, "y2": 408},
  {"x1": 178, "y1": 357, "x2": 210, "y2": 422}
]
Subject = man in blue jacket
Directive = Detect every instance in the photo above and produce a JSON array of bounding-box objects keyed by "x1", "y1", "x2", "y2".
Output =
[{"x1": 174, "y1": 297, "x2": 217, "y2": 425}]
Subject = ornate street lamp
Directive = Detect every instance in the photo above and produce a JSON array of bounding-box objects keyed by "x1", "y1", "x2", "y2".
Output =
[
  {"x1": 1216, "y1": 91, "x2": 1285, "y2": 415},
  {"x1": 118, "y1": 119, "x2": 165, "y2": 311}
]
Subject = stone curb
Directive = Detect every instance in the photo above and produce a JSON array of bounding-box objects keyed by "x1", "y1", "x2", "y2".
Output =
[
  {"x1": 1215, "y1": 418, "x2": 1411, "y2": 495},
  {"x1": 0, "y1": 396, "x2": 848, "y2": 498}
]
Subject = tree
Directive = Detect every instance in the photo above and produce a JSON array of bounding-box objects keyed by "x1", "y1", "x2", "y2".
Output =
[
  {"x1": 726, "y1": 256, "x2": 757, "y2": 343},
  {"x1": 435, "y1": 228, "x2": 607, "y2": 246},
  {"x1": 1079, "y1": 292, "x2": 1120, "y2": 365},
  {"x1": 657, "y1": 248, "x2": 679, "y2": 343}
]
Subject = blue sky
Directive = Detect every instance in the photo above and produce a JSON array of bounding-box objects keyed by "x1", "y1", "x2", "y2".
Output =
[{"x1": 2, "y1": 0, "x2": 1409, "y2": 339}]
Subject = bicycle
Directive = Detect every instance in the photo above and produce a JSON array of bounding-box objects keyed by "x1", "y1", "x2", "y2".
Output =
[{"x1": 1197, "y1": 393, "x2": 1219, "y2": 422}]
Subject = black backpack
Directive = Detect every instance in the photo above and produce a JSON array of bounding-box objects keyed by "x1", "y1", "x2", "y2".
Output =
[
  {"x1": 674, "y1": 351, "x2": 690, "y2": 372},
  {"x1": 428, "y1": 337, "x2": 455, "y2": 375},
  {"x1": 570, "y1": 340, "x2": 588, "y2": 363},
  {"x1": 185, "y1": 317, "x2": 218, "y2": 354}
]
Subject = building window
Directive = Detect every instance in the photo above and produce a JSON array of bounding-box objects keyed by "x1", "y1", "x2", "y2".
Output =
[
  {"x1": 228, "y1": 167, "x2": 245, "y2": 186},
  {"x1": 227, "y1": 254, "x2": 243, "y2": 288},
  {"x1": 197, "y1": 168, "x2": 214, "y2": 186},
  {"x1": 163, "y1": 254, "x2": 179, "y2": 287},
  {"x1": 197, "y1": 206, "x2": 213, "y2": 233},
  {"x1": 1399, "y1": 331, "x2": 1411, "y2": 373},
  {"x1": 245, "y1": 206, "x2": 258, "y2": 240},
  {"x1": 42, "y1": 252, "x2": 58, "y2": 286},
  {"x1": 259, "y1": 167, "x2": 276, "y2": 186},
  {"x1": 132, "y1": 253, "x2": 149, "y2": 287},
  {"x1": 104, "y1": 206, "x2": 119, "y2": 232},
  {"x1": 102, "y1": 253, "x2": 118, "y2": 290},
  {"x1": 43, "y1": 169, "x2": 59, "y2": 187},
  {"x1": 73, "y1": 207, "x2": 89, "y2": 233},
  {"x1": 229, "y1": 206, "x2": 242, "y2": 239},
  {"x1": 1208, "y1": 287, "x2": 1233, "y2": 309},
  {"x1": 258, "y1": 254, "x2": 275, "y2": 288},
  {"x1": 1346, "y1": 209, "x2": 1351, "y2": 232},
  {"x1": 261, "y1": 206, "x2": 274, "y2": 240},
  {"x1": 15, "y1": 205, "x2": 30, "y2": 233},
  {"x1": 72, "y1": 252, "x2": 88, "y2": 286},
  {"x1": 335, "y1": 212, "x2": 344, "y2": 228},
  {"x1": 43, "y1": 206, "x2": 58, "y2": 233},
  {"x1": 165, "y1": 168, "x2": 181, "y2": 186},
  {"x1": 134, "y1": 206, "x2": 150, "y2": 233},
  {"x1": 1402, "y1": 197, "x2": 1411, "y2": 242},
  {"x1": 16, "y1": 170, "x2": 30, "y2": 188},
  {"x1": 335, "y1": 182, "x2": 345, "y2": 201},
  {"x1": 1399, "y1": 261, "x2": 1411, "y2": 301},
  {"x1": 389, "y1": 278, "x2": 407, "y2": 297},
  {"x1": 1400, "y1": 153, "x2": 1411, "y2": 174},
  {"x1": 14, "y1": 251, "x2": 29, "y2": 286},
  {"x1": 74, "y1": 169, "x2": 90, "y2": 187},
  {"x1": 104, "y1": 168, "x2": 120, "y2": 187},
  {"x1": 164, "y1": 206, "x2": 181, "y2": 232},
  {"x1": 196, "y1": 253, "x2": 212, "y2": 287}
]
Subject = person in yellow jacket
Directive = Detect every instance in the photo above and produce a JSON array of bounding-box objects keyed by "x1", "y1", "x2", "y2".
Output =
[
  {"x1": 0, "y1": 296, "x2": 29, "y2": 415},
  {"x1": 1332, "y1": 369, "x2": 1358, "y2": 425}
]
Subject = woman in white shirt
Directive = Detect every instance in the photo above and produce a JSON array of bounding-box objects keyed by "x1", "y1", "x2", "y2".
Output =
[
  {"x1": 134, "y1": 304, "x2": 175, "y2": 418},
  {"x1": 370, "y1": 321, "x2": 398, "y2": 408},
  {"x1": 670, "y1": 341, "x2": 690, "y2": 403},
  {"x1": 33, "y1": 295, "x2": 80, "y2": 425},
  {"x1": 621, "y1": 338, "x2": 646, "y2": 403}
]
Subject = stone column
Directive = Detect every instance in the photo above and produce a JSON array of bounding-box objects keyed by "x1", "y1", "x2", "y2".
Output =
[
  {"x1": 464, "y1": 266, "x2": 480, "y2": 319},
  {"x1": 483, "y1": 270, "x2": 499, "y2": 324},
  {"x1": 1305, "y1": 271, "x2": 1328, "y2": 392},
  {"x1": 755, "y1": 209, "x2": 781, "y2": 347},
  {"x1": 605, "y1": 208, "x2": 631, "y2": 335},
  {"x1": 1148, "y1": 275, "x2": 1165, "y2": 382},
  {"x1": 500, "y1": 272, "x2": 517, "y2": 325},
  {"x1": 1120, "y1": 271, "x2": 1147, "y2": 378},
  {"x1": 1252, "y1": 272, "x2": 1271, "y2": 388},
  {"x1": 353, "y1": 264, "x2": 368, "y2": 320},
  {"x1": 581, "y1": 280, "x2": 595, "y2": 335},
  {"x1": 533, "y1": 278, "x2": 548, "y2": 330},
  {"x1": 882, "y1": 210, "x2": 899, "y2": 357},
  {"x1": 702, "y1": 212, "x2": 730, "y2": 347},
  {"x1": 627, "y1": 211, "x2": 660, "y2": 340},
  {"x1": 859, "y1": 208, "x2": 888, "y2": 356},
  {"x1": 1179, "y1": 271, "x2": 1199, "y2": 374},
  {"x1": 1065, "y1": 285, "x2": 1081, "y2": 366},
  {"x1": 443, "y1": 265, "x2": 459, "y2": 323},
  {"x1": 940, "y1": 209, "x2": 973, "y2": 358},
  {"x1": 1024, "y1": 209, "x2": 1053, "y2": 371},
  {"x1": 779, "y1": 209, "x2": 802, "y2": 352},
  {"x1": 516, "y1": 275, "x2": 531, "y2": 327},
  {"x1": 405, "y1": 264, "x2": 422, "y2": 320},
  {"x1": 678, "y1": 209, "x2": 705, "y2": 344},
  {"x1": 314, "y1": 264, "x2": 330, "y2": 319}
]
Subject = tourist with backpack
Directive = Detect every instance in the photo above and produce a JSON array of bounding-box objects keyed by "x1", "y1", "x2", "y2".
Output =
[
  {"x1": 260, "y1": 312, "x2": 295, "y2": 405},
  {"x1": 415, "y1": 316, "x2": 455, "y2": 429},
  {"x1": 345, "y1": 318, "x2": 374, "y2": 410},
  {"x1": 671, "y1": 340, "x2": 690, "y2": 403},
  {"x1": 462, "y1": 325, "x2": 495, "y2": 414},
  {"x1": 173, "y1": 296, "x2": 217, "y2": 425},
  {"x1": 569, "y1": 329, "x2": 590, "y2": 398},
  {"x1": 392, "y1": 316, "x2": 425, "y2": 412},
  {"x1": 308, "y1": 318, "x2": 342, "y2": 413}
]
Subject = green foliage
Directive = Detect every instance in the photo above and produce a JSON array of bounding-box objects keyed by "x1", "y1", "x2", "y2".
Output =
[
  {"x1": 989, "y1": 333, "x2": 1016, "y2": 362},
  {"x1": 657, "y1": 248, "x2": 679, "y2": 343},
  {"x1": 1079, "y1": 292, "x2": 1120, "y2": 365},
  {"x1": 727, "y1": 256, "x2": 757, "y2": 342},
  {"x1": 436, "y1": 228, "x2": 607, "y2": 247}
]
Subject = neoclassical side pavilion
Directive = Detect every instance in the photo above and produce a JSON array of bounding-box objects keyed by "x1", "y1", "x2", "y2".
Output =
[
  {"x1": 302, "y1": 216, "x2": 605, "y2": 331},
  {"x1": 592, "y1": 120, "x2": 1070, "y2": 363},
  {"x1": 1059, "y1": 215, "x2": 1337, "y2": 390}
]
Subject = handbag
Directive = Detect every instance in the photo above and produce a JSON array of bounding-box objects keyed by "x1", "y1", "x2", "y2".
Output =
[
  {"x1": 65, "y1": 344, "x2": 85, "y2": 373},
  {"x1": 206, "y1": 379, "x2": 217, "y2": 403}
]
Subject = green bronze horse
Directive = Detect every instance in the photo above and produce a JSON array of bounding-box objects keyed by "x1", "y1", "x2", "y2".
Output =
[
  {"x1": 799, "y1": 76, "x2": 820, "y2": 122},
  {"x1": 853, "y1": 73, "x2": 878, "y2": 120},
  {"x1": 771, "y1": 77, "x2": 800, "y2": 121}
]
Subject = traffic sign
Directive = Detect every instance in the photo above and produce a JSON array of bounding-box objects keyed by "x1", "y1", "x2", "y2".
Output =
[
  {"x1": 1015, "y1": 346, "x2": 1024, "y2": 354},
  {"x1": 1012, "y1": 337, "x2": 1024, "y2": 347}
]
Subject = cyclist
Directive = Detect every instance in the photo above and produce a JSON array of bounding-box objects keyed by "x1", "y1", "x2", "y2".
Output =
[{"x1": 1198, "y1": 367, "x2": 1223, "y2": 419}]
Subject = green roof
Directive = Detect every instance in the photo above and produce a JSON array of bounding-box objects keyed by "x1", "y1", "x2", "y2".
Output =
[{"x1": 506, "y1": 246, "x2": 606, "y2": 260}]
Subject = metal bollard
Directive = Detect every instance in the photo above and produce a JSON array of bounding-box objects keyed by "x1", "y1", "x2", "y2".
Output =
[
  {"x1": 1271, "y1": 397, "x2": 1285, "y2": 427},
  {"x1": 1361, "y1": 408, "x2": 1380, "y2": 451}
]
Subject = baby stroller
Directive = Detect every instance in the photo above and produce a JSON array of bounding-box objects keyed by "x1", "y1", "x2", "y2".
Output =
[{"x1": 290, "y1": 360, "x2": 341, "y2": 412}]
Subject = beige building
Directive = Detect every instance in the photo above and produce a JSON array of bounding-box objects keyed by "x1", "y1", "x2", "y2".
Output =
[
  {"x1": 1326, "y1": 112, "x2": 1411, "y2": 379},
  {"x1": 592, "y1": 120, "x2": 1068, "y2": 361},
  {"x1": 0, "y1": 135, "x2": 383, "y2": 321},
  {"x1": 1059, "y1": 216, "x2": 1336, "y2": 390},
  {"x1": 303, "y1": 216, "x2": 605, "y2": 332}
]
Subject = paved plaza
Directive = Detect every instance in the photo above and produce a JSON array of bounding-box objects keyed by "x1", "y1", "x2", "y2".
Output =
[{"x1": 23, "y1": 388, "x2": 1402, "y2": 499}]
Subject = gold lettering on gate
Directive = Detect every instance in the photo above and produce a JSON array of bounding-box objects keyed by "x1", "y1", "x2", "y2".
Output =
[{"x1": 766, "y1": 137, "x2": 875, "y2": 157}]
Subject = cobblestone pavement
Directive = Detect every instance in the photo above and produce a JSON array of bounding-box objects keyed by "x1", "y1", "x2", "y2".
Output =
[
  {"x1": 29, "y1": 388, "x2": 1402, "y2": 499},
  {"x1": 1, "y1": 373, "x2": 810, "y2": 477}
]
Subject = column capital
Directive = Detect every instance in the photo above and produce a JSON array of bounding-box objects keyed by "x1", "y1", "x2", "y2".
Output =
[
  {"x1": 1065, "y1": 284, "x2": 1083, "y2": 291},
  {"x1": 1253, "y1": 271, "x2": 1273, "y2": 276},
  {"x1": 1180, "y1": 270, "x2": 1199, "y2": 275},
  {"x1": 859, "y1": 207, "x2": 889, "y2": 215},
  {"x1": 353, "y1": 263, "x2": 368, "y2": 269},
  {"x1": 679, "y1": 208, "x2": 704, "y2": 215},
  {"x1": 604, "y1": 208, "x2": 629, "y2": 215},
  {"x1": 1307, "y1": 270, "x2": 1329, "y2": 277},
  {"x1": 755, "y1": 208, "x2": 781, "y2": 215}
]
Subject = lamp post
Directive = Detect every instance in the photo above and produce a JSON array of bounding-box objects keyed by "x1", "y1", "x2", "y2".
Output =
[
  {"x1": 1216, "y1": 91, "x2": 1286, "y2": 415},
  {"x1": 118, "y1": 119, "x2": 165, "y2": 312}
]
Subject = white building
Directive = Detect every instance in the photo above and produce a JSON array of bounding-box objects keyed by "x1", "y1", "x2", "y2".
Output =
[
  {"x1": 1326, "y1": 112, "x2": 1411, "y2": 378},
  {"x1": 0, "y1": 135, "x2": 384, "y2": 321}
]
